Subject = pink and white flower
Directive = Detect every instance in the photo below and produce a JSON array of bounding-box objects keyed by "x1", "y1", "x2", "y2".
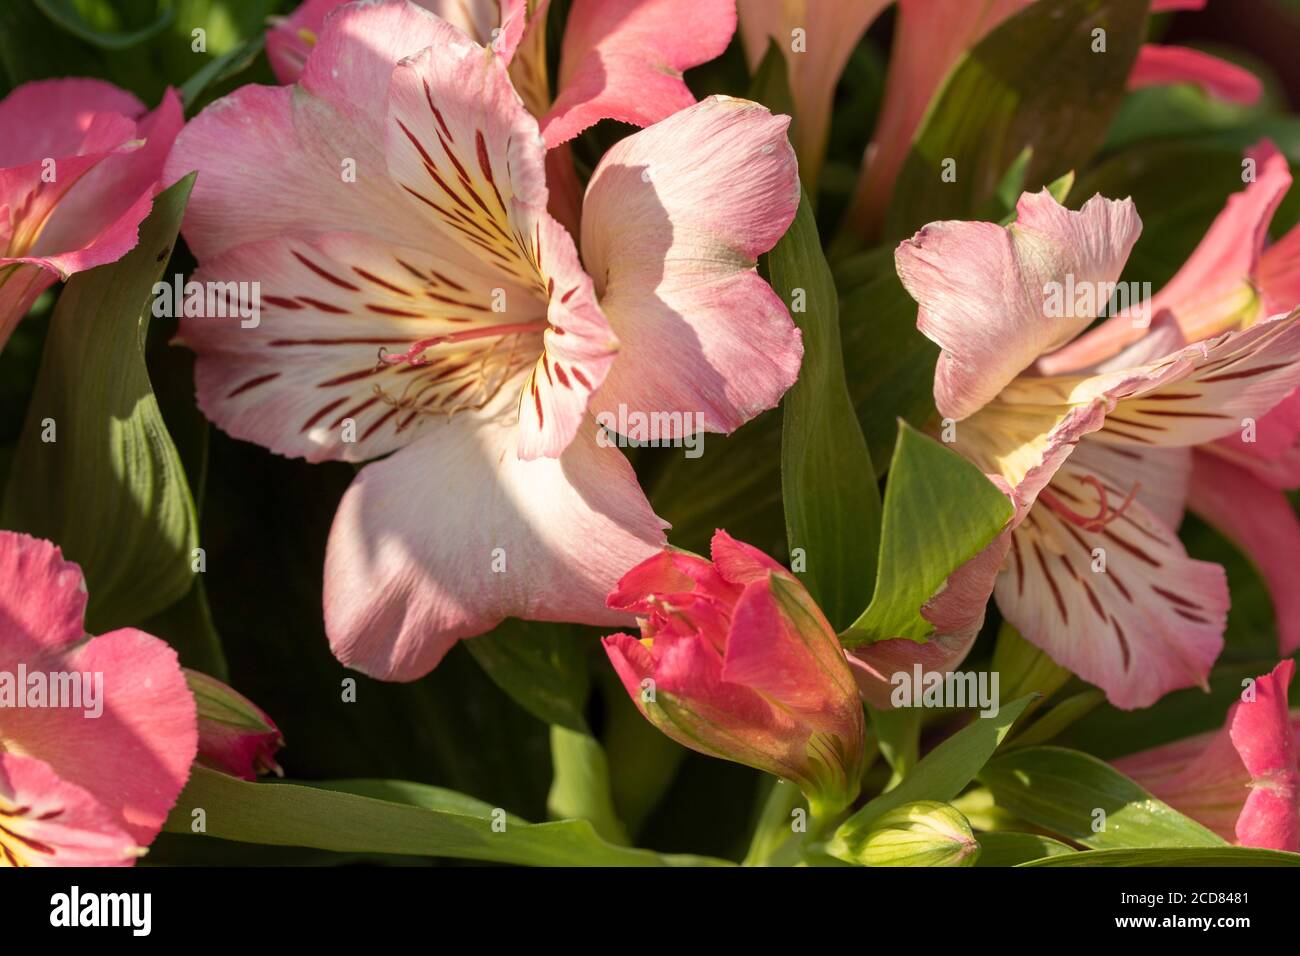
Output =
[
  {"x1": 167, "y1": 0, "x2": 802, "y2": 681},
  {"x1": 1040, "y1": 140, "x2": 1300, "y2": 656},
  {"x1": 1114, "y1": 660, "x2": 1299, "y2": 851},
  {"x1": 894, "y1": 189, "x2": 1300, "y2": 709},
  {"x1": 0, "y1": 79, "x2": 181, "y2": 351},
  {"x1": 0, "y1": 531, "x2": 197, "y2": 867}
]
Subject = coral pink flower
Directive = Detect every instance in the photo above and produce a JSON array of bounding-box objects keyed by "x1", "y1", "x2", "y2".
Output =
[
  {"x1": 602, "y1": 531, "x2": 865, "y2": 817},
  {"x1": 0, "y1": 79, "x2": 181, "y2": 351},
  {"x1": 0, "y1": 531, "x2": 197, "y2": 866},
  {"x1": 1040, "y1": 140, "x2": 1300, "y2": 656},
  {"x1": 266, "y1": 0, "x2": 735, "y2": 148},
  {"x1": 187, "y1": 670, "x2": 285, "y2": 781},
  {"x1": 166, "y1": 0, "x2": 802, "y2": 680},
  {"x1": 824, "y1": 0, "x2": 1260, "y2": 241},
  {"x1": 1114, "y1": 660, "x2": 1299, "y2": 851},
  {"x1": 894, "y1": 189, "x2": 1300, "y2": 709}
]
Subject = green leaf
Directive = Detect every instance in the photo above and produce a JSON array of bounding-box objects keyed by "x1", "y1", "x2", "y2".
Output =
[
  {"x1": 884, "y1": 0, "x2": 1149, "y2": 240},
  {"x1": 1023, "y1": 846, "x2": 1300, "y2": 867},
  {"x1": 869, "y1": 705, "x2": 920, "y2": 783},
  {"x1": 769, "y1": 191, "x2": 881, "y2": 629},
  {"x1": 839, "y1": 694, "x2": 1034, "y2": 835},
  {"x1": 1007, "y1": 689, "x2": 1106, "y2": 750},
  {"x1": 179, "y1": 33, "x2": 266, "y2": 111},
  {"x1": 976, "y1": 831, "x2": 1075, "y2": 867},
  {"x1": 748, "y1": 39, "x2": 795, "y2": 118},
  {"x1": 547, "y1": 727, "x2": 629, "y2": 845},
  {"x1": 465, "y1": 620, "x2": 591, "y2": 733},
  {"x1": 843, "y1": 423, "x2": 1012, "y2": 643},
  {"x1": 838, "y1": 265, "x2": 939, "y2": 474},
  {"x1": 979, "y1": 746, "x2": 1225, "y2": 848},
  {"x1": 164, "y1": 767, "x2": 730, "y2": 867},
  {"x1": 2, "y1": 175, "x2": 200, "y2": 631},
  {"x1": 34, "y1": 0, "x2": 173, "y2": 50}
]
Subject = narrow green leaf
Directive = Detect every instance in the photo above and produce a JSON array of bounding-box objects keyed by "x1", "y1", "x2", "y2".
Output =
[
  {"x1": 164, "y1": 767, "x2": 730, "y2": 867},
  {"x1": 1022, "y1": 846, "x2": 1300, "y2": 867},
  {"x1": 844, "y1": 422, "x2": 1012, "y2": 643},
  {"x1": 465, "y1": 619, "x2": 591, "y2": 733},
  {"x1": 34, "y1": 0, "x2": 173, "y2": 50},
  {"x1": 547, "y1": 726, "x2": 629, "y2": 846},
  {"x1": 3, "y1": 175, "x2": 200, "y2": 631},
  {"x1": 979, "y1": 745, "x2": 1226, "y2": 849},
  {"x1": 840, "y1": 694, "x2": 1035, "y2": 835},
  {"x1": 179, "y1": 34, "x2": 266, "y2": 111},
  {"x1": 870, "y1": 705, "x2": 920, "y2": 783},
  {"x1": 770, "y1": 191, "x2": 881, "y2": 629},
  {"x1": 976, "y1": 831, "x2": 1075, "y2": 867},
  {"x1": 884, "y1": 0, "x2": 1149, "y2": 240}
]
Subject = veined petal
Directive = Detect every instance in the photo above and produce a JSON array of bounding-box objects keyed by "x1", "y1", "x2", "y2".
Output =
[
  {"x1": 323, "y1": 395, "x2": 667, "y2": 681},
  {"x1": 180, "y1": 230, "x2": 541, "y2": 463},
  {"x1": 1129, "y1": 44, "x2": 1264, "y2": 105},
  {"x1": 385, "y1": 36, "x2": 616, "y2": 457},
  {"x1": 896, "y1": 190, "x2": 1142, "y2": 421},
  {"x1": 0, "y1": 755, "x2": 139, "y2": 867},
  {"x1": 1000, "y1": 451, "x2": 1226, "y2": 709},
  {"x1": 1189, "y1": 451, "x2": 1300, "y2": 656},
  {"x1": 1095, "y1": 312, "x2": 1300, "y2": 447},
  {"x1": 541, "y1": 0, "x2": 736, "y2": 148},
  {"x1": 582, "y1": 96, "x2": 802, "y2": 437}
]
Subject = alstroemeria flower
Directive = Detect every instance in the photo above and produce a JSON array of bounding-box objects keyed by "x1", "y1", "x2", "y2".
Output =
[
  {"x1": 1039, "y1": 141, "x2": 1300, "y2": 656},
  {"x1": 0, "y1": 79, "x2": 181, "y2": 351},
  {"x1": 187, "y1": 669, "x2": 285, "y2": 781},
  {"x1": 266, "y1": 0, "x2": 736, "y2": 148},
  {"x1": 828, "y1": 0, "x2": 1260, "y2": 240},
  {"x1": 895, "y1": 189, "x2": 1300, "y2": 709},
  {"x1": 166, "y1": 0, "x2": 802, "y2": 680},
  {"x1": 1114, "y1": 660, "x2": 1299, "y2": 850},
  {"x1": 0, "y1": 531, "x2": 197, "y2": 867},
  {"x1": 602, "y1": 531, "x2": 865, "y2": 818}
]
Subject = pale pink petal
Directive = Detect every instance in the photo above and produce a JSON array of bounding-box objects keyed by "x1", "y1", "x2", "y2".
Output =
[
  {"x1": 1229, "y1": 660, "x2": 1299, "y2": 850},
  {"x1": 384, "y1": 33, "x2": 616, "y2": 458},
  {"x1": 1190, "y1": 452, "x2": 1300, "y2": 656},
  {"x1": 582, "y1": 96, "x2": 802, "y2": 437},
  {"x1": 1, "y1": 629, "x2": 197, "y2": 847},
  {"x1": 165, "y1": 83, "x2": 427, "y2": 259},
  {"x1": 0, "y1": 755, "x2": 139, "y2": 867},
  {"x1": 1129, "y1": 44, "x2": 1263, "y2": 105},
  {"x1": 737, "y1": 0, "x2": 890, "y2": 190},
  {"x1": 541, "y1": 0, "x2": 737, "y2": 148},
  {"x1": 324, "y1": 397, "x2": 667, "y2": 681},
  {"x1": 1000, "y1": 452, "x2": 1226, "y2": 710},
  {"x1": 896, "y1": 190, "x2": 1142, "y2": 421},
  {"x1": 0, "y1": 531, "x2": 87, "y2": 663},
  {"x1": 1041, "y1": 141, "x2": 1290, "y2": 373}
]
